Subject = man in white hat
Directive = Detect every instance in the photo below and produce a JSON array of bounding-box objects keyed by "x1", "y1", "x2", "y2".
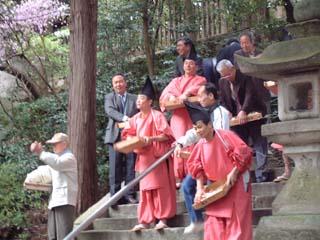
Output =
[{"x1": 30, "y1": 133, "x2": 78, "y2": 240}]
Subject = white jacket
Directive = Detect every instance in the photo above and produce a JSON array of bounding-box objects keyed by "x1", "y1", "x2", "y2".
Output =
[{"x1": 40, "y1": 149, "x2": 78, "y2": 209}]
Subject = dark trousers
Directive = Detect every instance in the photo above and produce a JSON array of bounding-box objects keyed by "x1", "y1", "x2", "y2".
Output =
[
  {"x1": 108, "y1": 144, "x2": 136, "y2": 200},
  {"x1": 48, "y1": 205, "x2": 75, "y2": 240},
  {"x1": 232, "y1": 119, "x2": 268, "y2": 181}
]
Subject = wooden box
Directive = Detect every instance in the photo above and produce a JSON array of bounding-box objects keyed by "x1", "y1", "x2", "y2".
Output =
[
  {"x1": 180, "y1": 150, "x2": 191, "y2": 159},
  {"x1": 114, "y1": 136, "x2": 146, "y2": 154},
  {"x1": 164, "y1": 96, "x2": 199, "y2": 111},
  {"x1": 24, "y1": 182, "x2": 52, "y2": 192},
  {"x1": 23, "y1": 165, "x2": 52, "y2": 192},
  {"x1": 230, "y1": 112, "x2": 263, "y2": 127},
  {"x1": 117, "y1": 122, "x2": 127, "y2": 129},
  {"x1": 193, "y1": 178, "x2": 229, "y2": 210}
]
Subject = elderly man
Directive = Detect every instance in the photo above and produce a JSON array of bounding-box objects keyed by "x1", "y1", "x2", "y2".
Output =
[
  {"x1": 175, "y1": 36, "x2": 203, "y2": 77},
  {"x1": 234, "y1": 32, "x2": 271, "y2": 116},
  {"x1": 30, "y1": 133, "x2": 78, "y2": 240},
  {"x1": 217, "y1": 59, "x2": 268, "y2": 182},
  {"x1": 174, "y1": 82, "x2": 230, "y2": 234},
  {"x1": 104, "y1": 74, "x2": 139, "y2": 204},
  {"x1": 160, "y1": 57, "x2": 206, "y2": 182}
]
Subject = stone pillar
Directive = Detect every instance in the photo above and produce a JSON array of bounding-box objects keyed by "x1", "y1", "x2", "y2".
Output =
[{"x1": 234, "y1": 1, "x2": 320, "y2": 239}]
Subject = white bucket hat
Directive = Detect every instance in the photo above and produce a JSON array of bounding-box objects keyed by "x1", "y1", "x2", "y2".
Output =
[{"x1": 46, "y1": 133, "x2": 69, "y2": 144}]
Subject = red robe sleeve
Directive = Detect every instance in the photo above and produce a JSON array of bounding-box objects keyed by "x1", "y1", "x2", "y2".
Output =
[
  {"x1": 219, "y1": 130, "x2": 252, "y2": 173},
  {"x1": 187, "y1": 142, "x2": 205, "y2": 179}
]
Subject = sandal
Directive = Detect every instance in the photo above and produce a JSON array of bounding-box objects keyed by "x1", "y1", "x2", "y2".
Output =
[
  {"x1": 131, "y1": 224, "x2": 148, "y2": 232},
  {"x1": 154, "y1": 221, "x2": 168, "y2": 230},
  {"x1": 273, "y1": 175, "x2": 289, "y2": 183}
]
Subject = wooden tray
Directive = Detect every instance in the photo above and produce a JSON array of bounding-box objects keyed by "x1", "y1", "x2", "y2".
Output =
[
  {"x1": 164, "y1": 96, "x2": 199, "y2": 111},
  {"x1": 180, "y1": 150, "x2": 191, "y2": 159},
  {"x1": 114, "y1": 136, "x2": 146, "y2": 154},
  {"x1": 117, "y1": 122, "x2": 127, "y2": 129},
  {"x1": 230, "y1": 112, "x2": 263, "y2": 126},
  {"x1": 193, "y1": 178, "x2": 229, "y2": 210},
  {"x1": 24, "y1": 182, "x2": 52, "y2": 192}
]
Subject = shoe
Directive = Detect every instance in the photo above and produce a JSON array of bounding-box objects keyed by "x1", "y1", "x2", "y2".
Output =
[
  {"x1": 183, "y1": 222, "x2": 204, "y2": 234},
  {"x1": 126, "y1": 196, "x2": 138, "y2": 204},
  {"x1": 154, "y1": 220, "x2": 168, "y2": 230},
  {"x1": 131, "y1": 224, "x2": 148, "y2": 232},
  {"x1": 256, "y1": 175, "x2": 267, "y2": 183},
  {"x1": 273, "y1": 175, "x2": 289, "y2": 183}
]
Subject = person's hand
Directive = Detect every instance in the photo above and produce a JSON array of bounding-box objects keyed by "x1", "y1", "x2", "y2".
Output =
[
  {"x1": 30, "y1": 141, "x2": 43, "y2": 155},
  {"x1": 226, "y1": 167, "x2": 239, "y2": 190},
  {"x1": 143, "y1": 136, "x2": 153, "y2": 145},
  {"x1": 174, "y1": 143, "x2": 183, "y2": 158},
  {"x1": 194, "y1": 187, "x2": 205, "y2": 204},
  {"x1": 178, "y1": 92, "x2": 190, "y2": 101},
  {"x1": 168, "y1": 95, "x2": 177, "y2": 102},
  {"x1": 237, "y1": 111, "x2": 247, "y2": 125}
]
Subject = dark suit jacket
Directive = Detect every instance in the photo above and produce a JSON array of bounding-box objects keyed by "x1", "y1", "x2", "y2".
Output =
[
  {"x1": 216, "y1": 42, "x2": 241, "y2": 64},
  {"x1": 219, "y1": 70, "x2": 267, "y2": 117},
  {"x1": 104, "y1": 92, "x2": 138, "y2": 144},
  {"x1": 234, "y1": 49, "x2": 271, "y2": 102},
  {"x1": 202, "y1": 57, "x2": 219, "y2": 89}
]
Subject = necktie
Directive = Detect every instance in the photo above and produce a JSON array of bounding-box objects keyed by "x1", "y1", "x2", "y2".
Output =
[{"x1": 119, "y1": 95, "x2": 124, "y2": 113}]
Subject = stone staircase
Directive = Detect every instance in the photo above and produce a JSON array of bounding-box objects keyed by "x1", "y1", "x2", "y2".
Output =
[{"x1": 77, "y1": 168, "x2": 286, "y2": 240}]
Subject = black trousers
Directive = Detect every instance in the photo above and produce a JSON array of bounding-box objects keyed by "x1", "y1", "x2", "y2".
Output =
[
  {"x1": 108, "y1": 143, "x2": 136, "y2": 200},
  {"x1": 231, "y1": 119, "x2": 268, "y2": 180}
]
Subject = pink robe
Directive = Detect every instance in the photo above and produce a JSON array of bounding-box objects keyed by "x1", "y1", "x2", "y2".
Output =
[
  {"x1": 188, "y1": 129, "x2": 252, "y2": 240},
  {"x1": 122, "y1": 109, "x2": 176, "y2": 224},
  {"x1": 160, "y1": 75, "x2": 206, "y2": 179}
]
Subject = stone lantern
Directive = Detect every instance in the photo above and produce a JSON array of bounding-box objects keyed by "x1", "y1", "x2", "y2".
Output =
[{"x1": 235, "y1": 0, "x2": 320, "y2": 239}]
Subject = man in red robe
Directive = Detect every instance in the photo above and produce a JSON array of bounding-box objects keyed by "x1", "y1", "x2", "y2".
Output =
[
  {"x1": 122, "y1": 77, "x2": 176, "y2": 231},
  {"x1": 160, "y1": 57, "x2": 206, "y2": 181},
  {"x1": 186, "y1": 104, "x2": 253, "y2": 240}
]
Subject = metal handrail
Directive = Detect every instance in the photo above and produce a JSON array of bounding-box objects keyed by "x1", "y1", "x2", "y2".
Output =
[{"x1": 64, "y1": 147, "x2": 175, "y2": 240}]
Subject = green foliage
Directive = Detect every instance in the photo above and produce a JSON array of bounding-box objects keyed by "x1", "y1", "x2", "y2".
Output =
[
  {"x1": 0, "y1": 161, "x2": 48, "y2": 238},
  {"x1": 25, "y1": 30, "x2": 70, "y2": 83}
]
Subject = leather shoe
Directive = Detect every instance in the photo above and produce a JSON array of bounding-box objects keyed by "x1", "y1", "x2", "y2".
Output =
[{"x1": 126, "y1": 196, "x2": 138, "y2": 204}]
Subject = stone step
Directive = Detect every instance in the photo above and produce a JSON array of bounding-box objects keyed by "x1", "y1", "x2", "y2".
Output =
[
  {"x1": 94, "y1": 214, "x2": 190, "y2": 231},
  {"x1": 106, "y1": 201, "x2": 186, "y2": 218},
  {"x1": 251, "y1": 182, "x2": 284, "y2": 196},
  {"x1": 252, "y1": 195, "x2": 276, "y2": 209},
  {"x1": 94, "y1": 208, "x2": 271, "y2": 231},
  {"x1": 78, "y1": 227, "x2": 202, "y2": 240}
]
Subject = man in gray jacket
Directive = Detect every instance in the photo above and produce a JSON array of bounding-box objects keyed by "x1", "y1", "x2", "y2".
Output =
[
  {"x1": 30, "y1": 133, "x2": 78, "y2": 240},
  {"x1": 104, "y1": 74, "x2": 139, "y2": 204}
]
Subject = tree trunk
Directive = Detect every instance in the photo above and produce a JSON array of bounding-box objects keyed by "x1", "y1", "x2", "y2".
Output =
[
  {"x1": 142, "y1": 0, "x2": 155, "y2": 77},
  {"x1": 69, "y1": 0, "x2": 98, "y2": 214},
  {"x1": 184, "y1": 0, "x2": 196, "y2": 41}
]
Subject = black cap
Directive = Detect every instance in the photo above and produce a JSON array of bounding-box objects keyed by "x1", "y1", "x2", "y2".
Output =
[
  {"x1": 140, "y1": 76, "x2": 156, "y2": 100},
  {"x1": 185, "y1": 101, "x2": 211, "y2": 125}
]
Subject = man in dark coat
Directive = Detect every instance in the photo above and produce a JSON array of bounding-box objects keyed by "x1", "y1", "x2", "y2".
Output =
[
  {"x1": 104, "y1": 74, "x2": 139, "y2": 204},
  {"x1": 234, "y1": 32, "x2": 271, "y2": 115},
  {"x1": 174, "y1": 36, "x2": 203, "y2": 77},
  {"x1": 217, "y1": 59, "x2": 268, "y2": 182}
]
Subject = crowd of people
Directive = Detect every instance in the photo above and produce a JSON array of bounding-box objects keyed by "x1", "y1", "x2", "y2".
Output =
[
  {"x1": 29, "y1": 32, "x2": 288, "y2": 240},
  {"x1": 102, "y1": 32, "x2": 279, "y2": 239}
]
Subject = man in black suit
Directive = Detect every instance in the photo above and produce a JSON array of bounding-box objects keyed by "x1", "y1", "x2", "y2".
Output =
[
  {"x1": 217, "y1": 60, "x2": 268, "y2": 183},
  {"x1": 104, "y1": 74, "x2": 139, "y2": 204}
]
